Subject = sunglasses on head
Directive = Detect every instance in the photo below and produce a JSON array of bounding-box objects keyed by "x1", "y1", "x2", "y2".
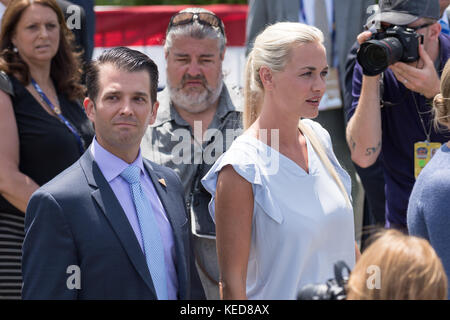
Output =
[{"x1": 167, "y1": 12, "x2": 225, "y2": 36}]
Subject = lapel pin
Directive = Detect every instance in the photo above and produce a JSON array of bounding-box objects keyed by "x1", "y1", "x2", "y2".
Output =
[{"x1": 158, "y1": 178, "x2": 167, "y2": 187}]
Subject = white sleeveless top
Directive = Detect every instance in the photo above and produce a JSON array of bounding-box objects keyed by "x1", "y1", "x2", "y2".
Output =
[{"x1": 202, "y1": 119, "x2": 355, "y2": 300}]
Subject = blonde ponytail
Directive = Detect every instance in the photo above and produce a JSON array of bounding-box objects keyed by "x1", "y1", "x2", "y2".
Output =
[
  {"x1": 432, "y1": 60, "x2": 450, "y2": 130},
  {"x1": 243, "y1": 52, "x2": 263, "y2": 129},
  {"x1": 433, "y1": 93, "x2": 449, "y2": 129}
]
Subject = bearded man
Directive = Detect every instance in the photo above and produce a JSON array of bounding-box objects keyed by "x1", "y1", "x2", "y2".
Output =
[{"x1": 141, "y1": 8, "x2": 242, "y2": 299}]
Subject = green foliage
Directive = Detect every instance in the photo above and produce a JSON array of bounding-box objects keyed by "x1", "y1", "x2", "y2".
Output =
[{"x1": 95, "y1": 0, "x2": 246, "y2": 6}]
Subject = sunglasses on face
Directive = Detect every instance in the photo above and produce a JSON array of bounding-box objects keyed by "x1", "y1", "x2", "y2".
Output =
[
  {"x1": 167, "y1": 12, "x2": 225, "y2": 36},
  {"x1": 406, "y1": 22, "x2": 435, "y2": 31},
  {"x1": 378, "y1": 21, "x2": 435, "y2": 32}
]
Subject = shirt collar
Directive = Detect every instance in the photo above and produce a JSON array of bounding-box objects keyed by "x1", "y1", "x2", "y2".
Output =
[{"x1": 90, "y1": 137, "x2": 146, "y2": 182}]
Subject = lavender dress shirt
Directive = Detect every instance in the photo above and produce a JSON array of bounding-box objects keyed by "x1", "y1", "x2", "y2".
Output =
[{"x1": 90, "y1": 139, "x2": 178, "y2": 299}]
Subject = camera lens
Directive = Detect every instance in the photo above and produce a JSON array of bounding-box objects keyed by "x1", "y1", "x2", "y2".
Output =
[
  {"x1": 357, "y1": 37, "x2": 403, "y2": 76},
  {"x1": 367, "y1": 45, "x2": 386, "y2": 65}
]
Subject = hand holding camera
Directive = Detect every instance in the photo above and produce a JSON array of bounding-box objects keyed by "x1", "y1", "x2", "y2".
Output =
[
  {"x1": 357, "y1": 26, "x2": 424, "y2": 76},
  {"x1": 356, "y1": 26, "x2": 440, "y2": 98},
  {"x1": 389, "y1": 44, "x2": 441, "y2": 99}
]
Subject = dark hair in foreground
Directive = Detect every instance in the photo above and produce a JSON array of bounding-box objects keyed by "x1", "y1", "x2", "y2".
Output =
[
  {"x1": 0, "y1": 0, "x2": 84, "y2": 101},
  {"x1": 85, "y1": 46, "x2": 159, "y2": 104}
]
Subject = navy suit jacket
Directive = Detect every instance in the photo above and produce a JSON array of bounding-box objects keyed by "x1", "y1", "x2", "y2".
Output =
[{"x1": 22, "y1": 149, "x2": 205, "y2": 300}]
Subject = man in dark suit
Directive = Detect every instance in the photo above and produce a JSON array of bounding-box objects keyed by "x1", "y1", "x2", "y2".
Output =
[{"x1": 22, "y1": 47, "x2": 205, "y2": 300}]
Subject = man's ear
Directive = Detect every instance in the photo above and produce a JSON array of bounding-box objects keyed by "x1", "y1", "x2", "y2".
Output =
[
  {"x1": 83, "y1": 97, "x2": 96, "y2": 122},
  {"x1": 259, "y1": 66, "x2": 274, "y2": 90},
  {"x1": 429, "y1": 22, "x2": 442, "y2": 41},
  {"x1": 149, "y1": 100, "x2": 159, "y2": 125},
  {"x1": 220, "y1": 47, "x2": 226, "y2": 61}
]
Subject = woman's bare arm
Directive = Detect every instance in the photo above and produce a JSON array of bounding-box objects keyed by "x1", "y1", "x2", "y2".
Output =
[{"x1": 215, "y1": 165, "x2": 254, "y2": 300}]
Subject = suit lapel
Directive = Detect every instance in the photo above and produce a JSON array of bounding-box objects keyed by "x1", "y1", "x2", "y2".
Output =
[
  {"x1": 79, "y1": 150, "x2": 157, "y2": 297},
  {"x1": 143, "y1": 160, "x2": 189, "y2": 300}
]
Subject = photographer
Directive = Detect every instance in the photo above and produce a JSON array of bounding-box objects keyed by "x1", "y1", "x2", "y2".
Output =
[{"x1": 346, "y1": 0, "x2": 450, "y2": 232}]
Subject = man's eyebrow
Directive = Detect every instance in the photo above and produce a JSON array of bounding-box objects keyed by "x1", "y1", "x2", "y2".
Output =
[
  {"x1": 174, "y1": 53, "x2": 189, "y2": 58},
  {"x1": 102, "y1": 90, "x2": 149, "y2": 97},
  {"x1": 173, "y1": 53, "x2": 216, "y2": 58},
  {"x1": 134, "y1": 91, "x2": 150, "y2": 97},
  {"x1": 103, "y1": 90, "x2": 121, "y2": 95}
]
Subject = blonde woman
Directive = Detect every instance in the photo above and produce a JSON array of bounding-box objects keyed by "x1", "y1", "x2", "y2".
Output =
[
  {"x1": 407, "y1": 59, "x2": 450, "y2": 299},
  {"x1": 202, "y1": 22, "x2": 358, "y2": 300},
  {"x1": 347, "y1": 229, "x2": 447, "y2": 300}
]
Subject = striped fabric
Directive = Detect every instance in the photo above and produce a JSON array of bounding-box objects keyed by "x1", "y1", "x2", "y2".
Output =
[{"x1": 0, "y1": 212, "x2": 24, "y2": 300}]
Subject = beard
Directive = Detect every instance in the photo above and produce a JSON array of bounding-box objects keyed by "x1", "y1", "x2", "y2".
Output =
[{"x1": 167, "y1": 72, "x2": 224, "y2": 114}]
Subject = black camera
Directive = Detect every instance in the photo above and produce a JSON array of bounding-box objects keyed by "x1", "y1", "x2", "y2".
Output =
[
  {"x1": 357, "y1": 25, "x2": 424, "y2": 76},
  {"x1": 297, "y1": 261, "x2": 351, "y2": 300}
]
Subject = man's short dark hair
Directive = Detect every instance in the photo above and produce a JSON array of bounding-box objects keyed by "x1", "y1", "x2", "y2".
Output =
[{"x1": 86, "y1": 46, "x2": 159, "y2": 104}]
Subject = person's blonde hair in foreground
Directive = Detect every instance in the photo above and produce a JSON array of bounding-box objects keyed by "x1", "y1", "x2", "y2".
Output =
[{"x1": 347, "y1": 229, "x2": 447, "y2": 300}]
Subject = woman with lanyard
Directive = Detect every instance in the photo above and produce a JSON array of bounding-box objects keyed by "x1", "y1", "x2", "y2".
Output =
[{"x1": 0, "y1": 0, "x2": 93, "y2": 299}]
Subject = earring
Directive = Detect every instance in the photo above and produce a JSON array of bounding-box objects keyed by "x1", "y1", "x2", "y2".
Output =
[{"x1": 12, "y1": 46, "x2": 18, "y2": 53}]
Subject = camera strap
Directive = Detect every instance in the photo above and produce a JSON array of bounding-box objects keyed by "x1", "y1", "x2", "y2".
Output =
[{"x1": 412, "y1": 91, "x2": 433, "y2": 143}]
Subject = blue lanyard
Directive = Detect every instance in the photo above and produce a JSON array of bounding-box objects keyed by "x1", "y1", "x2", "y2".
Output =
[{"x1": 31, "y1": 78, "x2": 85, "y2": 154}]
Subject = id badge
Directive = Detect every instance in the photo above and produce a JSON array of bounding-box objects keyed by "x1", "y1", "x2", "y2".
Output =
[{"x1": 414, "y1": 141, "x2": 441, "y2": 179}]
